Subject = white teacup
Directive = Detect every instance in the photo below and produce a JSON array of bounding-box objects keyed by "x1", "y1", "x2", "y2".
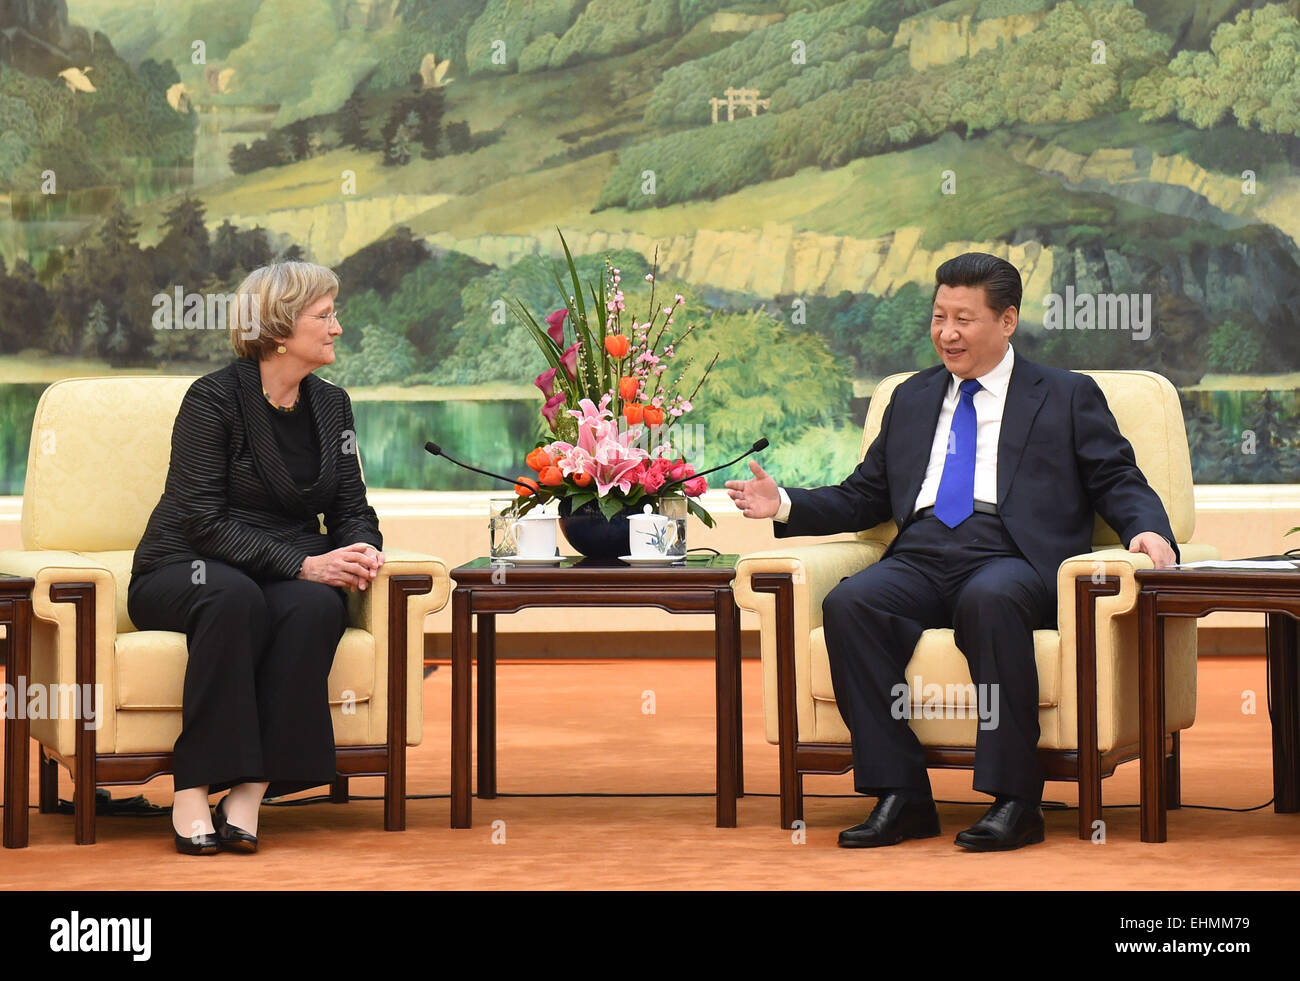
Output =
[
  {"x1": 628, "y1": 506, "x2": 675, "y2": 558},
  {"x1": 509, "y1": 513, "x2": 558, "y2": 558}
]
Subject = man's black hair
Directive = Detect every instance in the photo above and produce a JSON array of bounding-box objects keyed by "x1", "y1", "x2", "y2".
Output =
[{"x1": 933, "y1": 252, "x2": 1022, "y2": 314}]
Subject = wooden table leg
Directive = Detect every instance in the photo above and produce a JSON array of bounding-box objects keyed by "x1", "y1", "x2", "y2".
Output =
[
  {"x1": 1138, "y1": 591, "x2": 1167, "y2": 842},
  {"x1": 714, "y1": 589, "x2": 738, "y2": 828},
  {"x1": 2, "y1": 593, "x2": 33, "y2": 849},
  {"x1": 476, "y1": 613, "x2": 497, "y2": 800},
  {"x1": 732, "y1": 598, "x2": 743, "y2": 798},
  {"x1": 450, "y1": 588, "x2": 472, "y2": 828},
  {"x1": 1266, "y1": 613, "x2": 1300, "y2": 813}
]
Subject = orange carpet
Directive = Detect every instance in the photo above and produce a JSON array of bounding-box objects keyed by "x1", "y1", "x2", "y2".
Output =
[{"x1": 1, "y1": 655, "x2": 1296, "y2": 890}]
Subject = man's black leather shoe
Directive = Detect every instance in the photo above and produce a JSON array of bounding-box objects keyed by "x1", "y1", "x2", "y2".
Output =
[
  {"x1": 838, "y1": 792, "x2": 941, "y2": 848},
  {"x1": 954, "y1": 797, "x2": 1045, "y2": 851}
]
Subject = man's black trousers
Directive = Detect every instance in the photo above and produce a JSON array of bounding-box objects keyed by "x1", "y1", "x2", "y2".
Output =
[{"x1": 821, "y1": 512, "x2": 1055, "y2": 804}]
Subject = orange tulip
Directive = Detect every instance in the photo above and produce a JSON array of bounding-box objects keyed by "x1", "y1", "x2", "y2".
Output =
[
  {"x1": 539, "y1": 465, "x2": 564, "y2": 486},
  {"x1": 618, "y1": 376, "x2": 639, "y2": 400},
  {"x1": 571, "y1": 471, "x2": 592, "y2": 487},
  {"x1": 514, "y1": 476, "x2": 539, "y2": 497},
  {"x1": 624, "y1": 403, "x2": 644, "y2": 425},
  {"x1": 526, "y1": 447, "x2": 554, "y2": 472},
  {"x1": 642, "y1": 405, "x2": 664, "y2": 427},
  {"x1": 605, "y1": 333, "x2": 630, "y2": 358}
]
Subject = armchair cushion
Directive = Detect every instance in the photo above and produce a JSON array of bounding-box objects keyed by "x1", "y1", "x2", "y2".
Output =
[
  {"x1": 808, "y1": 625, "x2": 1060, "y2": 709},
  {"x1": 114, "y1": 628, "x2": 376, "y2": 710}
]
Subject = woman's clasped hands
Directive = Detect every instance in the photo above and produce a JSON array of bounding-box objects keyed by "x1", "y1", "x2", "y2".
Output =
[{"x1": 298, "y1": 542, "x2": 385, "y2": 591}]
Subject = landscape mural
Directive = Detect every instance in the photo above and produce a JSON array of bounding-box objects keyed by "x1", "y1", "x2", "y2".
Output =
[{"x1": 1, "y1": 0, "x2": 1300, "y2": 494}]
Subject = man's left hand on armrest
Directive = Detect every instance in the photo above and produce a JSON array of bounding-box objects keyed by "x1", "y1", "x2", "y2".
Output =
[{"x1": 1128, "y1": 531, "x2": 1176, "y2": 569}]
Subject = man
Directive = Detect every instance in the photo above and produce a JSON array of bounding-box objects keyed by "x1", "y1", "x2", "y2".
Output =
[{"x1": 725, "y1": 253, "x2": 1177, "y2": 851}]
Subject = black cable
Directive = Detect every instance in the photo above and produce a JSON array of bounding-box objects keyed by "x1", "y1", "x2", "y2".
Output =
[{"x1": 11, "y1": 792, "x2": 1279, "y2": 815}]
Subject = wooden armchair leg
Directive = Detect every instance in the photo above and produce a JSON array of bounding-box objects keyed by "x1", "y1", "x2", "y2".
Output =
[
  {"x1": 1076, "y1": 575, "x2": 1119, "y2": 840},
  {"x1": 1166, "y1": 731, "x2": 1182, "y2": 810},
  {"x1": 38, "y1": 748, "x2": 58, "y2": 813},
  {"x1": 331, "y1": 776, "x2": 349, "y2": 803},
  {"x1": 51, "y1": 583, "x2": 97, "y2": 845}
]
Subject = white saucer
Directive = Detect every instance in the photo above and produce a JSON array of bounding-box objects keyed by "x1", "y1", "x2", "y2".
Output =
[
  {"x1": 494, "y1": 554, "x2": 565, "y2": 565},
  {"x1": 618, "y1": 554, "x2": 685, "y2": 566}
]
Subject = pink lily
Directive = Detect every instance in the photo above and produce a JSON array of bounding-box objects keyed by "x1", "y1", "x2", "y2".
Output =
[{"x1": 557, "y1": 446, "x2": 595, "y2": 478}]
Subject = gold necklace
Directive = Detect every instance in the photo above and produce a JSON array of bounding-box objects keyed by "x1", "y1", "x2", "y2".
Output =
[{"x1": 263, "y1": 388, "x2": 299, "y2": 413}]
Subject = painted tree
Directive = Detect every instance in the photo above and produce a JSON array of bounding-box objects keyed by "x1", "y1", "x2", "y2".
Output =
[
  {"x1": 1132, "y1": 5, "x2": 1300, "y2": 136},
  {"x1": 338, "y1": 89, "x2": 369, "y2": 150}
]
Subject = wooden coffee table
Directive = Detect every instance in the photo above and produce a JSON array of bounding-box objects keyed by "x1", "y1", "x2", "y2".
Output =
[
  {"x1": 1136, "y1": 566, "x2": 1300, "y2": 842},
  {"x1": 1, "y1": 574, "x2": 35, "y2": 849},
  {"x1": 448, "y1": 554, "x2": 743, "y2": 828}
]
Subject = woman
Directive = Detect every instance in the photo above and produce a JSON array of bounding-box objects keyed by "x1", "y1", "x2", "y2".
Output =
[{"x1": 128, "y1": 261, "x2": 384, "y2": 855}]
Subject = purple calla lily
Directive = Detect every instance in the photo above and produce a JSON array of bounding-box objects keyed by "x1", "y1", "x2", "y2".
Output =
[
  {"x1": 541, "y1": 392, "x2": 567, "y2": 431},
  {"x1": 560, "y1": 341, "x2": 580, "y2": 380},
  {"x1": 545, "y1": 309, "x2": 568, "y2": 346},
  {"x1": 534, "y1": 366, "x2": 557, "y2": 399}
]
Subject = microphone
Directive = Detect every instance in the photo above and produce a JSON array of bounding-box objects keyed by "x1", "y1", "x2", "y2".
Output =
[
  {"x1": 658, "y1": 437, "x2": 769, "y2": 495},
  {"x1": 424, "y1": 442, "x2": 538, "y2": 493}
]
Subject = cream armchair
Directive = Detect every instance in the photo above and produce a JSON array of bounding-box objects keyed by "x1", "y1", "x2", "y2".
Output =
[
  {"x1": 734, "y1": 369, "x2": 1217, "y2": 837},
  {"x1": 0, "y1": 375, "x2": 450, "y2": 846}
]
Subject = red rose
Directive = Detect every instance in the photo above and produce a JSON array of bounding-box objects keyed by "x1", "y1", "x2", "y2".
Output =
[{"x1": 640, "y1": 468, "x2": 666, "y2": 493}]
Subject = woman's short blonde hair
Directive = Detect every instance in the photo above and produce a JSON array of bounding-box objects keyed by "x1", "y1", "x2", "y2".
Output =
[{"x1": 230, "y1": 261, "x2": 340, "y2": 359}]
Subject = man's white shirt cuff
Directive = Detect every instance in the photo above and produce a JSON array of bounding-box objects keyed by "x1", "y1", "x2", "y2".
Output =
[{"x1": 775, "y1": 486, "x2": 792, "y2": 524}]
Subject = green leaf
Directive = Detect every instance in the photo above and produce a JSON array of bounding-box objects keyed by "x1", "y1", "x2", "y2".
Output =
[
  {"x1": 686, "y1": 497, "x2": 716, "y2": 528},
  {"x1": 510, "y1": 298, "x2": 563, "y2": 362},
  {"x1": 568, "y1": 490, "x2": 597, "y2": 511},
  {"x1": 598, "y1": 493, "x2": 626, "y2": 521},
  {"x1": 558, "y1": 228, "x2": 587, "y2": 328}
]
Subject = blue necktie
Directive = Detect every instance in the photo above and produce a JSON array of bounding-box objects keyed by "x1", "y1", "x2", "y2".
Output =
[{"x1": 933, "y1": 378, "x2": 982, "y2": 528}]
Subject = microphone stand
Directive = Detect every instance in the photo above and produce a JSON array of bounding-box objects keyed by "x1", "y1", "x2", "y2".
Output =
[
  {"x1": 424, "y1": 442, "x2": 540, "y2": 494},
  {"x1": 657, "y1": 438, "x2": 769, "y2": 496}
]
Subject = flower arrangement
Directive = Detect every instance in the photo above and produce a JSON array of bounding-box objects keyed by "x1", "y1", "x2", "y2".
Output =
[{"x1": 510, "y1": 232, "x2": 718, "y2": 528}]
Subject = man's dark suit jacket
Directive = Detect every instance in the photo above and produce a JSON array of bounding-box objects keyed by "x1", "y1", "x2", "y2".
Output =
[
  {"x1": 775, "y1": 350, "x2": 1178, "y2": 595},
  {"x1": 131, "y1": 356, "x2": 382, "y2": 582}
]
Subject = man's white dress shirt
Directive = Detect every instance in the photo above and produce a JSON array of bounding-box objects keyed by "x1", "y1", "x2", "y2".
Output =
[{"x1": 774, "y1": 344, "x2": 1015, "y2": 524}]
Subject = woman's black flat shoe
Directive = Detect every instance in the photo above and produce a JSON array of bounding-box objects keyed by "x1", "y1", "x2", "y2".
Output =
[
  {"x1": 173, "y1": 824, "x2": 219, "y2": 855},
  {"x1": 214, "y1": 796, "x2": 259, "y2": 854}
]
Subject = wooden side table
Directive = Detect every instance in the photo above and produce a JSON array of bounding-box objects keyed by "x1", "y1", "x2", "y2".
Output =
[
  {"x1": 1136, "y1": 567, "x2": 1300, "y2": 842},
  {"x1": 2, "y1": 575, "x2": 35, "y2": 849},
  {"x1": 449, "y1": 554, "x2": 743, "y2": 828}
]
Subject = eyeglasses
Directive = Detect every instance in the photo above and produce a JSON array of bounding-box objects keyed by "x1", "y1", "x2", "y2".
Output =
[{"x1": 305, "y1": 311, "x2": 339, "y2": 324}]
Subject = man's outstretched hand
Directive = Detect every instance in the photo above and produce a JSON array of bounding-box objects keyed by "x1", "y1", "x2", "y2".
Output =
[
  {"x1": 1128, "y1": 531, "x2": 1176, "y2": 569},
  {"x1": 725, "y1": 460, "x2": 781, "y2": 519}
]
